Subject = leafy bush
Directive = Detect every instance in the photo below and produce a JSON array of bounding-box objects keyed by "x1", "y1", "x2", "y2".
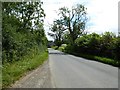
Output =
[
  {"x1": 64, "y1": 44, "x2": 76, "y2": 53},
  {"x1": 2, "y1": 2, "x2": 48, "y2": 88},
  {"x1": 2, "y1": 2, "x2": 48, "y2": 64},
  {"x1": 113, "y1": 37, "x2": 120, "y2": 61},
  {"x1": 65, "y1": 32, "x2": 120, "y2": 62},
  {"x1": 51, "y1": 46, "x2": 58, "y2": 50}
]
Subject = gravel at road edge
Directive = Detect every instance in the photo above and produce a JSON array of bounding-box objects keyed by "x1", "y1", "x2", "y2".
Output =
[{"x1": 11, "y1": 60, "x2": 53, "y2": 88}]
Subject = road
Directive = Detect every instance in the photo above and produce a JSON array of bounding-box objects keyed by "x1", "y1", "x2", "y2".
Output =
[
  {"x1": 12, "y1": 60, "x2": 52, "y2": 88},
  {"x1": 12, "y1": 48, "x2": 118, "y2": 88},
  {"x1": 49, "y1": 48, "x2": 118, "y2": 88}
]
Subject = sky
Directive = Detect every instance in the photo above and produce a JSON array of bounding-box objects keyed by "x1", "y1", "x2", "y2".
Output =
[{"x1": 42, "y1": 0, "x2": 119, "y2": 41}]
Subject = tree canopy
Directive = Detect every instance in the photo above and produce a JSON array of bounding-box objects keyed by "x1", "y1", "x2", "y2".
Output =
[
  {"x1": 49, "y1": 4, "x2": 87, "y2": 46},
  {"x1": 2, "y1": 1, "x2": 47, "y2": 64}
]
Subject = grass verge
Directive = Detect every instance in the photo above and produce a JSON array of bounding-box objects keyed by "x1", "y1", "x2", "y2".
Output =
[
  {"x1": 2, "y1": 51, "x2": 48, "y2": 88},
  {"x1": 52, "y1": 45, "x2": 119, "y2": 67},
  {"x1": 70, "y1": 52, "x2": 119, "y2": 67},
  {"x1": 51, "y1": 46, "x2": 58, "y2": 50}
]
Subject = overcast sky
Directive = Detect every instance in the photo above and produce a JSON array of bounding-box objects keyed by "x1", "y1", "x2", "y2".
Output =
[{"x1": 42, "y1": 0, "x2": 119, "y2": 41}]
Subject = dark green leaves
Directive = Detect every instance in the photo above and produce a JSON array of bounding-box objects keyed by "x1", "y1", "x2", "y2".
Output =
[{"x1": 2, "y1": 2, "x2": 47, "y2": 64}]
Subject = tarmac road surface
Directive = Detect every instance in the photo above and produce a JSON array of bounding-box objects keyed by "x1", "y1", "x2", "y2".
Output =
[{"x1": 49, "y1": 48, "x2": 118, "y2": 88}]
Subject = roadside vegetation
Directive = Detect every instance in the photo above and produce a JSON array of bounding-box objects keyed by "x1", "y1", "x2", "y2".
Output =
[
  {"x1": 51, "y1": 32, "x2": 120, "y2": 67},
  {"x1": 2, "y1": 52, "x2": 48, "y2": 88},
  {"x1": 2, "y1": 2, "x2": 48, "y2": 88},
  {"x1": 49, "y1": 4, "x2": 120, "y2": 67}
]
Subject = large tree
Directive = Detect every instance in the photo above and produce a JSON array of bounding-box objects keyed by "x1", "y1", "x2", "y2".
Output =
[
  {"x1": 58, "y1": 4, "x2": 87, "y2": 45},
  {"x1": 48, "y1": 19, "x2": 64, "y2": 47}
]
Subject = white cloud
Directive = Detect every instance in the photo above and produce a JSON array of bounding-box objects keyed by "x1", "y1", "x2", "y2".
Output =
[
  {"x1": 86, "y1": 0, "x2": 118, "y2": 34},
  {"x1": 42, "y1": 0, "x2": 119, "y2": 40}
]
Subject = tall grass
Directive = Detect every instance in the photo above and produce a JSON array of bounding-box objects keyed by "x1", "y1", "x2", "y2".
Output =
[{"x1": 2, "y1": 51, "x2": 48, "y2": 88}]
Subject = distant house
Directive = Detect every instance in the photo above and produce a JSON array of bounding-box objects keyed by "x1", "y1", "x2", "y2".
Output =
[{"x1": 48, "y1": 41, "x2": 55, "y2": 48}]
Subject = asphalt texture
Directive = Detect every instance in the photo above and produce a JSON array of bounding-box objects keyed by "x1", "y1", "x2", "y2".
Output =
[
  {"x1": 48, "y1": 48, "x2": 118, "y2": 88},
  {"x1": 12, "y1": 48, "x2": 118, "y2": 88}
]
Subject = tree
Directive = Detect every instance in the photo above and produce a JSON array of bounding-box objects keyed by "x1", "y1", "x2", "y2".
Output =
[
  {"x1": 113, "y1": 36, "x2": 120, "y2": 61},
  {"x1": 99, "y1": 32, "x2": 116, "y2": 58},
  {"x1": 2, "y1": 2, "x2": 47, "y2": 63},
  {"x1": 58, "y1": 4, "x2": 87, "y2": 45},
  {"x1": 2, "y1": 1, "x2": 45, "y2": 32},
  {"x1": 48, "y1": 19, "x2": 64, "y2": 47},
  {"x1": 62, "y1": 31, "x2": 71, "y2": 44}
]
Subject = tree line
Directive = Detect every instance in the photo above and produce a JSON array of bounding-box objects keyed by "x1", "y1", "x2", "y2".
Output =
[
  {"x1": 2, "y1": 1, "x2": 47, "y2": 64},
  {"x1": 49, "y1": 4, "x2": 120, "y2": 62}
]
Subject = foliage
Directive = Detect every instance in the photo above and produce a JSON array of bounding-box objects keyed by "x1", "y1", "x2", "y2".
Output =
[
  {"x1": 48, "y1": 19, "x2": 64, "y2": 47},
  {"x1": 58, "y1": 44, "x2": 67, "y2": 52},
  {"x1": 99, "y1": 32, "x2": 116, "y2": 58},
  {"x1": 2, "y1": 2, "x2": 48, "y2": 88},
  {"x1": 48, "y1": 4, "x2": 87, "y2": 46},
  {"x1": 65, "y1": 32, "x2": 120, "y2": 63},
  {"x1": 113, "y1": 36, "x2": 120, "y2": 60},
  {"x1": 51, "y1": 46, "x2": 58, "y2": 50},
  {"x1": 2, "y1": 51, "x2": 48, "y2": 88},
  {"x1": 2, "y1": 2, "x2": 47, "y2": 64},
  {"x1": 75, "y1": 33, "x2": 101, "y2": 55},
  {"x1": 78, "y1": 54, "x2": 119, "y2": 67},
  {"x1": 58, "y1": 4, "x2": 87, "y2": 45}
]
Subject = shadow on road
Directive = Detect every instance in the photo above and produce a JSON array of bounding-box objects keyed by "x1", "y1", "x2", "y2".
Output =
[{"x1": 49, "y1": 52, "x2": 67, "y2": 55}]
